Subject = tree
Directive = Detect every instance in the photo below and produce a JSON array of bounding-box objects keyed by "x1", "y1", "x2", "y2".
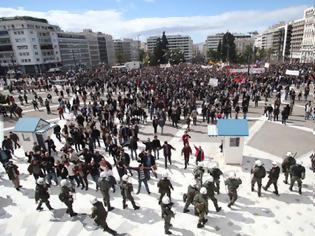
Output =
[
  {"x1": 153, "y1": 32, "x2": 170, "y2": 65},
  {"x1": 168, "y1": 49, "x2": 185, "y2": 65},
  {"x1": 116, "y1": 53, "x2": 125, "y2": 64},
  {"x1": 207, "y1": 49, "x2": 220, "y2": 62},
  {"x1": 221, "y1": 32, "x2": 236, "y2": 63},
  {"x1": 217, "y1": 40, "x2": 222, "y2": 60}
]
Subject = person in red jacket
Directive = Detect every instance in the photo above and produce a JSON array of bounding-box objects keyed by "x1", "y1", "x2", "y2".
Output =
[
  {"x1": 182, "y1": 130, "x2": 191, "y2": 145},
  {"x1": 194, "y1": 145, "x2": 205, "y2": 165},
  {"x1": 181, "y1": 143, "x2": 192, "y2": 169}
]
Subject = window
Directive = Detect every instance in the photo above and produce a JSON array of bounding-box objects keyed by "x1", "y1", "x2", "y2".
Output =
[{"x1": 230, "y1": 138, "x2": 240, "y2": 147}]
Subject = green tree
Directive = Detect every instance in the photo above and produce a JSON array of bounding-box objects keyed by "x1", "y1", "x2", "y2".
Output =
[
  {"x1": 116, "y1": 53, "x2": 125, "y2": 64},
  {"x1": 217, "y1": 40, "x2": 222, "y2": 60},
  {"x1": 168, "y1": 49, "x2": 185, "y2": 65},
  {"x1": 153, "y1": 32, "x2": 170, "y2": 64},
  {"x1": 221, "y1": 32, "x2": 236, "y2": 63},
  {"x1": 207, "y1": 49, "x2": 219, "y2": 61}
]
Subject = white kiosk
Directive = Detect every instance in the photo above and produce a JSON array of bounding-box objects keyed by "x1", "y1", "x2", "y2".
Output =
[
  {"x1": 13, "y1": 117, "x2": 57, "y2": 152},
  {"x1": 208, "y1": 119, "x2": 249, "y2": 165}
]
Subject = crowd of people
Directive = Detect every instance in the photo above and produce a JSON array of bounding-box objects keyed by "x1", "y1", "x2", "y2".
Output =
[{"x1": 0, "y1": 62, "x2": 314, "y2": 235}]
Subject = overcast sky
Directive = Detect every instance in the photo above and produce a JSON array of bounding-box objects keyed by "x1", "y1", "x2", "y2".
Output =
[{"x1": 0, "y1": 0, "x2": 312, "y2": 42}]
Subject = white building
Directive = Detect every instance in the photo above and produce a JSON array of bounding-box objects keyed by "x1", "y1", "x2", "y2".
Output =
[
  {"x1": 301, "y1": 7, "x2": 315, "y2": 63},
  {"x1": 205, "y1": 33, "x2": 224, "y2": 52},
  {"x1": 79, "y1": 29, "x2": 116, "y2": 67},
  {"x1": 147, "y1": 34, "x2": 193, "y2": 62},
  {"x1": 234, "y1": 34, "x2": 255, "y2": 55},
  {"x1": 254, "y1": 34, "x2": 263, "y2": 49},
  {"x1": 56, "y1": 32, "x2": 90, "y2": 70},
  {"x1": 290, "y1": 19, "x2": 305, "y2": 61},
  {"x1": 0, "y1": 16, "x2": 60, "y2": 74},
  {"x1": 114, "y1": 38, "x2": 140, "y2": 64}
]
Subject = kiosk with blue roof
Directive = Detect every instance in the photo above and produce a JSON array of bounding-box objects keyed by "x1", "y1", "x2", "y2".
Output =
[
  {"x1": 13, "y1": 117, "x2": 57, "y2": 152},
  {"x1": 208, "y1": 119, "x2": 249, "y2": 165}
]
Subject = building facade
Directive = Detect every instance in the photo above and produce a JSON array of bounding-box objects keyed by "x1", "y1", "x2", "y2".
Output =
[
  {"x1": 301, "y1": 7, "x2": 315, "y2": 63},
  {"x1": 147, "y1": 34, "x2": 193, "y2": 62},
  {"x1": 114, "y1": 38, "x2": 140, "y2": 64},
  {"x1": 260, "y1": 22, "x2": 292, "y2": 62},
  {"x1": 290, "y1": 19, "x2": 305, "y2": 61},
  {"x1": 0, "y1": 16, "x2": 60, "y2": 74},
  {"x1": 205, "y1": 33, "x2": 224, "y2": 52},
  {"x1": 56, "y1": 32, "x2": 90, "y2": 70}
]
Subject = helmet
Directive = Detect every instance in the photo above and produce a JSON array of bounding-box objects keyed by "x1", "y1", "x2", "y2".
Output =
[
  {"x1": 255, "y1": 160, "x2": 262, "y2": 166},
  {"x1": 90, "y1": 198, "x2": 98, "y2": 205},
  {"x1": 37, "y1": 177, "x2": 45, "y2": 185},
  {"x1": 122, "y1": 175, "x2": 129, "y2": 182},
  {"x1": 191, "y1": 179, "x2": 198, "y2": 187},
  {"x1": 286, "y1": 152, "x2": 293, "y2": 157},
  {"x1": 229, "y1": 172, "x2": 236, "y2": 178},
  {"x1": 200, "y1": 187, "x2": 207, "y2": 195},
  {"x1": 197, "y1": 162, "x2": 204, "y2": 167},
  {"x1": 161, "y1": 196, "x2": 170, "y2": 205},
  {"x1": 272, "y1": 161, "x2": 278, "y2": 166},
  {"x1": 100, "y1": 171, "x2": 107, "y2": 179},
  {"x1": 162, "y1": 170, "x2": 169, "y2": 178},
  {"x1": 207, "y1": 176, "x2": 214, "y2": 182},
  {"x1": 296, "y1": 160, "x2": 303, "y2": 165},
  {"x1": 60, "y1": 179, "x2": 69, "y2": 187}
]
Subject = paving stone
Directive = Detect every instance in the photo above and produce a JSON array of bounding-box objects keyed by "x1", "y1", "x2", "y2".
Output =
[
  {"x1": 297, "y1": 211, "x2": 302, "y2": 215},
  {"x1": 286, "y1": 216, "x2": 291, "y2": 220},
  {"x1": 214, "y1": 226, "x2": 220, "y2": 231},
  {"x1": 274, "y1": 220, "x2": 280, "y2": 224},
  {"x1": 298, "y1": 227, "x2": 304, "y2": 232},
  {"x1": 286, "y1": 231, "x2": 293, "y2": 236},
  {"x1": 228, "y1": 221, "x2": 234, "y2": 226}
]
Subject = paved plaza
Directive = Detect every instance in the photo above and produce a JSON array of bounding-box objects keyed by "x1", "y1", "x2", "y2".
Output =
[{"x1": 0, "y1": 88, "x2": 314, "y2": 236}]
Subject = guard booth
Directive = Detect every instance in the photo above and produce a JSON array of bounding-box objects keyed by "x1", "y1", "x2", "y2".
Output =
[
  {"x1": 13, "y1": 117, "x2": 57, "y2": 152},
  {"x1": 208, "y1": 119, "x2": 249, "y2": 165}
]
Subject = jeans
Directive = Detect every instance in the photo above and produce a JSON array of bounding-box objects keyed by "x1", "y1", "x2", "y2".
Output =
[
  {"x1": 91, "y1": 175, "x2": 99, "y2": 190},
  {"x1": 46, "y1": 171, "x2": 58, "y2": 185},
  {"x1": 153, "y1": 149, "x2": 159, "y2": 159},
  {"x1": 137, "y1": 179, "x2": 150, "y2": 193}
]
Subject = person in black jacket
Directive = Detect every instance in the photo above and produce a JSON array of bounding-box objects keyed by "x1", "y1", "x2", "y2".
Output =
[
  {"x1": 53, "y1": 124, "x2": 61, "y2": 142},
  {"x1": 289, "y1": 160, "x2": 306, "y2": 195},
  {"x1": 128, "y1": 135, "x2": 138, "y2": 160},
  {"x1": 162, "y1": 141, "x2": 176, "y2": 169},
  {"x1": 282, "y1": 152, "x2": 296, "y2": 184},
  {"x1": 251, "y1": 160, "x2": 266, "y2": 197},
  {"x1": 151, "y1": 135, "x2": 162, "y2": 160},
  {"x1": 35, "y1": 178, "x2": 53, "y2": 211},
  {"x1": 263, "y1": 161, "x2": 280, "y2": 195},
  {"x1": 90, "y1": 198, "x2": 117, "y2": 235}
]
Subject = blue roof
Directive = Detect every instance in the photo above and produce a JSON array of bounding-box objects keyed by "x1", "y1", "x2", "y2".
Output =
[
  {"x1": 217, "y1": 119, "x2": 249, "y2": 136},
  {"x1": 13, "y1": 117, "x2": 41, "y2": 133}
]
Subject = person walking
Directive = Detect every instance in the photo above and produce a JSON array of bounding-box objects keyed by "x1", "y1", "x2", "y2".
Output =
[
  {"x1": 263, "y1": 161, "x2": 280, "y2": 195},
  {"x1": 161, "y1": 196, "x2": 175, "y2": 235},
  {"x1": 162, "y1": 141, "x2": 176, "y2": 169},
  {"x1": 225, "y1": 172, "x2": 242, "y2": 208},
  {"x1": 90, "y1": 198, "x2": 118, "y2": 235},
  {"x1": 251, "y1": 160, "x2": 266, "y2": 197},
  {"x1": 289, "y1": 160, "x2": 306, "y2": 195},
  {"x1": 59, "y1": 179, "x2": 77, "y2": 217}
]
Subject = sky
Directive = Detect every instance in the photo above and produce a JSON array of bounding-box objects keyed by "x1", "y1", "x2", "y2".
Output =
[{"x1": 0, "y1": 0, "x2": 313, "y2": 43}]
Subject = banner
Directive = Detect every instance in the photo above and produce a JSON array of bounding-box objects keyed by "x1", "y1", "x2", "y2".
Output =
[
  {"x1": 230, "y1": 68, "x2": 265, "y2": 74},
  {"x1": 209, "y1": 78, "x2": 218, "y2": 87},
  {"x1": 285, "y1": 70, "x2": 300, "y2": 76}
]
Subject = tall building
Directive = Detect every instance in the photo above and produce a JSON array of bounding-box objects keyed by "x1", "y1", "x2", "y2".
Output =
[
  {"x1": 79, "y1": 29, "x2": 116, "y2": 67},
  {"x1": 205, "y1": 33, "x2": 224, "y2": 52},
  {"x1": 114, "y1": 38, "x2": 140, "y2": 64},
  {"x1": 56, "y1": 32, "x2": 90, "y2": 70},
  {"x1": 301, "y1": 7, "x2": 315, "y2": 63},
  {"x1": 147, "y1": 34, "x2": 193, "y2": 61},
  {"x1": 261, "y1": 22, "x2": 292, "y2": 62},
  {"x1": 0, "y1": 16, "x2": 60, "y2": 74},
  {"x1": 234, "y1": 33, "x2": 255, "y2": 54},
  {"x1": 290, "y1": 19, "x2": 305, "y2": 61}
]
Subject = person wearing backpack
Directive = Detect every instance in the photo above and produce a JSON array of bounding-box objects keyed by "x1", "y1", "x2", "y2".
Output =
[
  {"x1": 251, "y1": 160, "x2": 266, "y2": 197},
  {"x1": 5, "y1": 161, "x2": 21, "y2": 191},
  {"x1": 59, "y1": 179, "x2": 77, "y2": 217},
  {"x1": 282, "y1": 152, "x2": 296, "y2": 184}
]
